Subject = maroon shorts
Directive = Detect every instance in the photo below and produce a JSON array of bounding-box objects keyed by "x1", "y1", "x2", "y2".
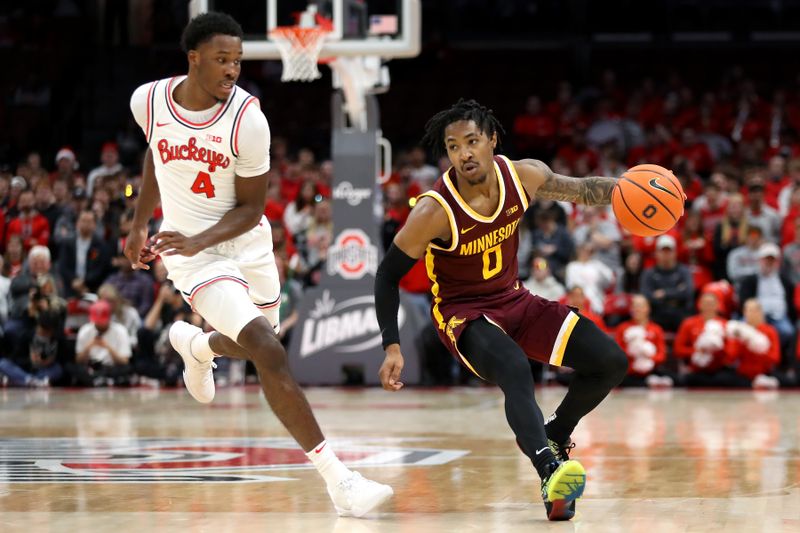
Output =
[{"x1": 433, "y1": 286, "x2": 580, "y2": 377}]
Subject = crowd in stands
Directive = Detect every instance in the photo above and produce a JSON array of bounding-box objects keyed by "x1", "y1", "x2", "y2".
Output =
[{"x1": 2, "y1": 68, "x2": 800, "y2": 389}]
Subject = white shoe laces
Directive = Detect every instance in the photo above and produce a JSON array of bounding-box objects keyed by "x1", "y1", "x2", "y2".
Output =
[{"x1": 194, "y1": 359, "x2": 217, "y2": 385}]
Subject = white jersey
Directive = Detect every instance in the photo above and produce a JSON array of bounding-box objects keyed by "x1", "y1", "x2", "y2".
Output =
[{"x1": 130, "y1": 76, "x2": 271, "y2": 237}]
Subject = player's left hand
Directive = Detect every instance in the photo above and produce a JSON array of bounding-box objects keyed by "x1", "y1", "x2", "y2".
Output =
[{"x1": 151, "y1": 231, "x2": 206, "y2": 257}]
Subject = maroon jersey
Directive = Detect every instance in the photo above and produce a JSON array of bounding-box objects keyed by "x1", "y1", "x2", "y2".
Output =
[
  {"x1": 420, "y1": 154, "x2": 530, "y2": 307},
  {"x1": 420, "y1": 155, "x2": 578, "y2": 377}
]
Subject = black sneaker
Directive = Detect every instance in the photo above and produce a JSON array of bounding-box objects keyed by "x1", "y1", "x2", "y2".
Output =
[{"x1": 548, "y1": 437, "x2": 576, "y2": 462}]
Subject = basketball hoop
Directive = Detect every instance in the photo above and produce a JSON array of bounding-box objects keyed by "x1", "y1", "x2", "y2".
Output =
[{"x1": 269, "y1": 25, "x2": 330, "y2": 82}]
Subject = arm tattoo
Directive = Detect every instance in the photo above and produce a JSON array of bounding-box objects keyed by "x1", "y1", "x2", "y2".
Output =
[{"x1": 534, "y1": 163, "x2": 617, "y2": 206}]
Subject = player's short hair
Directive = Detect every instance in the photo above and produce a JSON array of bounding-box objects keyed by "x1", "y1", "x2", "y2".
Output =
[
  {"x1": 422, "y1": 99, "x2": 505, "y2": 158},
  {"x1": 181, "y1": 11, "x2": 244, "y2": 53}
]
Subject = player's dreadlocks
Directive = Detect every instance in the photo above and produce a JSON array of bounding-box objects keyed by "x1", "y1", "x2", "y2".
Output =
[
  {"x1": 422, "y1": 99, "x2": 505, "y2": 158},
  {"x1": 181, "y1": 11, "x2": 244, "y2": 53}
]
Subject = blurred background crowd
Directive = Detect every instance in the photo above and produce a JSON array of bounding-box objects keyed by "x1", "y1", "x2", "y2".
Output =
[{"x1": 2, "y1": 0, "x2": 800, "y2": 389}]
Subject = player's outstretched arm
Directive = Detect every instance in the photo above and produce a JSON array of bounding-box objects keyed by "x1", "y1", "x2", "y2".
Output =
[
  {"x1": 514, "y1": 158, "x2": 617, "y2": 206},
  {"x1": 124, "y1": 148, "x2": 161, "y2": 270},
  {"x1": 375, "y1": 197, "x2": 451, "y2": 391}
]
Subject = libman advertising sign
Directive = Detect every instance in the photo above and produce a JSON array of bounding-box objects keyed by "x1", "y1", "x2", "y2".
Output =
[
  {"x1": 299, "y1": 290, "x2": 405, "y2": 359},
  {"x1": 288, "y1": 287, "x2": 423, "y2": 385},
  {"x1": 287, "y1": 103, "x2": 424, "y2": 384}
]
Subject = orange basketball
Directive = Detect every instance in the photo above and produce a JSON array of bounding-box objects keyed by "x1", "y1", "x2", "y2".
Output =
[{"x1": 611, "y1": 164, "x2": 686, "y2": 237}]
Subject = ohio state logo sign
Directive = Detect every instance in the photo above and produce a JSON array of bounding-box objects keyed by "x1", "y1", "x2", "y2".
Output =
[
  {"x1": 0, "y1": 437, "x2": 467, "y2": 483},
  {"x1": 326, "y1": 229, "x2": 379, "y2": 280}
]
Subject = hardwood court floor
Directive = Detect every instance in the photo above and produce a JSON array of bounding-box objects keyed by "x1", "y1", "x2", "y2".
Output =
[{"x1": 0, "y1": 385, "x2": 798, "y2": 532}]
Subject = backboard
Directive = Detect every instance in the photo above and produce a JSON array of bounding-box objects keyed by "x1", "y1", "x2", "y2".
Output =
[{"x1": 188, "y1": 0, "x2": 420, "y2": 60}]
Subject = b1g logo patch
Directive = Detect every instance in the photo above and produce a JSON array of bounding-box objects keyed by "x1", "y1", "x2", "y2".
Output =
[
  {"x1": 327, "y1": 229, "x2": 379, "y2": 280},
  {"x1": 0, "y1": 437, "x2": 468, "y2": 483}
]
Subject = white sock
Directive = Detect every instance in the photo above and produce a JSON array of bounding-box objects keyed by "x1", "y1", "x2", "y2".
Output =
[
  {"x1": 189, "y1": 332, "x2": 216, "y2": 362},
  {"x1": 305, "y1": 440, "x2": 351, "y2": 487}
]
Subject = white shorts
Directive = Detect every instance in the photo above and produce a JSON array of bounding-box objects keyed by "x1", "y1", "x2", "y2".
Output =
[{"x1": 160, "y1": 218, "x2": 281, "y2": 340}]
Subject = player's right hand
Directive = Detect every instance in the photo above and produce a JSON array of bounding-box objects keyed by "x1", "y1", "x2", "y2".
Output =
[
  {"x1": 124, "y1": 226, "x2": 155, "y2": 270},
  {"x1": 379, "y1": 345, "x2": 405, "y2": 392}
]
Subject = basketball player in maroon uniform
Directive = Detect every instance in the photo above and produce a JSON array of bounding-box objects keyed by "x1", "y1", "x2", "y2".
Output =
[{"x1": 375, "y1": 100, "x2": 629, "y2": 521}]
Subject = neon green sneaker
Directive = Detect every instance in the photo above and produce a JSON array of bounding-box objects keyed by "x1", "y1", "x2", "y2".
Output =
[
  {"x1": 548, "y1": 437, "x2": 576, "y2": 462},
  {"x1": 541, "y1": 460, "x2": 586, "y2": 521}
]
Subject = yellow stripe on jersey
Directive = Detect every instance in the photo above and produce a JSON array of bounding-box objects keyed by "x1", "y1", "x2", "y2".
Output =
[
  {"x1": 417, "y1": 191, "x2": 459, "y2": 252},
  {"x1": 499, "y1": 155, "x2": 530, "y2": 211},
  {"x1": 424, "y1": 246, "x2": 446, "y2": 331},
  {"x1": 443, "y1": 161, "x2": 506, "y2": 223},
  {"x1": 549, "y1": 311, "x2": 580, "y2": 367}
]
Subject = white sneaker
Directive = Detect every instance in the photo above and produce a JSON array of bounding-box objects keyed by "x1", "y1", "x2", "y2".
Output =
[
  {"x1": 169, "y1": 321, "x2": 217, "y2": 403},
  {"x1": 327, "y1": 471, "x2": 393, "y2": 518}
]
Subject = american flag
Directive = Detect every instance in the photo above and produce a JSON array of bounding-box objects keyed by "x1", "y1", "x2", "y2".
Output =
[{"x1": 369, "y1": 15, "x2": 398, "y2": 35}]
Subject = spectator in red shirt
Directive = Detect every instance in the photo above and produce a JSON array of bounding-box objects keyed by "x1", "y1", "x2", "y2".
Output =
[
  {"x1": 263, "y1": 176, "x2": 286, "y2": 223},
  {"x1": 764, "y1": 155, "x2": 788, "y2": 209},
  {"x1": 777, "y1": 157, "x2": 800, "y2": 216},
  {"x1": 627, "y1": 126, "x2": 678, "y2": 168},
  {"x1": 727, "y1": 299, "x2": 781, "y2": 388},
  {"x1": 279, "y1": 164, "x2": 303, "y2": 204},
  {"x1": 615, "y1": 295, "x2": 670, "y2": 387},
  {"x1": 779, "y1": 187, "x2": 800, "y2": 246},
  {"x1": 381, "y1": 182, "x2": 411, "y2": 249},
  {"x1": 674, "y1": 291, "x2": 737, "y2": 386},
  {"x1": 702, "y1": 279, "x2": 737, "y2": 319},
  {"x1": 671, "y1": 158, "x2": 705, "y2": 203},
  {"x1": 270, "y1": 219, "x2": 299, "y2": 273},
  {"x1": 676, "y1": 129, "x2": 714, "y2": 176},
  {"x1": 544, "y1": 80, "x2": 572, "y2": 119},
  {"x1": 3, "y1": 235, "x2": 25, "y2": 279},
  {"x1": 555, "y1": 129, "x2": 598, "y2": 172},
  {"x1": 5, "y1": 176, "x2": 27, "y2": 218},
  {"x1": 692, "y1": 176, "x2": 728, "y2": 234},
  {"x1": 672, "y1": 89, "x2": 700, "y2": 133},
  {"x1": 636, "y1": 78, "x2": 663, "y2": 128},
  {"x1": 5, "y1": 190, "x2": 50, "y2": 251},
  {"x1": 512, "y1": 95, "x2": 556, "y2": 156},
  {"x1": 563, "y1": 285, "x2": 607, "y2": 332},
  {"x1": 678, "y1": 211, "x2": 714, "y2": 290},
  {"x1": 49, "y1": 147, "x2": 84, "y2": 187}
]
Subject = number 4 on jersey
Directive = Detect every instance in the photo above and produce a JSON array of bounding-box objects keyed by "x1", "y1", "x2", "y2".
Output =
[{"x1": 191, "y1": 171, "x2": 216, "y2": 198}]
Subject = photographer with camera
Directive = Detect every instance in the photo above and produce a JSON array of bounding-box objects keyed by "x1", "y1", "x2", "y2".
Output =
[
  {"x1": 0, "y1": 308, "x2": 66, "y2": 387},
  {"x1": 68, "y1": 299, "x2": 132, "y2": 387}
]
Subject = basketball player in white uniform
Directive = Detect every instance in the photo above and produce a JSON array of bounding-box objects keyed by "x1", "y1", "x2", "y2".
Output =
[{"x1": 125, "y1": 12, "x2": 392, "y2": 517}]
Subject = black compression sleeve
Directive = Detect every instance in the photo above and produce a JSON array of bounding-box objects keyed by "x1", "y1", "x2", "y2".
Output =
[{"x1": 374, "y1": 243, "x2": 418, "y2": 348}]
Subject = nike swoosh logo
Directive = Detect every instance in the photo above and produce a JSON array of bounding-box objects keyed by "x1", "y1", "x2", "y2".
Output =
[
  {"x1": 156, "y1": 121, "x2": 172, "y2": 127},
  {"x1": 535, "y1": 447, "x2": 549, "y2": 455},
  {"x1": 461, "y1": 224, "x2": 478, "y2": 234},
  {"x1": 314, "y1": 443, "x2": 327, "y2": 454},
  {"x1": 648, "y1": 177, "x2": 677, "y2": 198}
]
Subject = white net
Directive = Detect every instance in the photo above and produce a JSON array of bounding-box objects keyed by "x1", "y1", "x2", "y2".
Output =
[{"x1": 270, "y1": 27, "x2": 328, "y2": 82}]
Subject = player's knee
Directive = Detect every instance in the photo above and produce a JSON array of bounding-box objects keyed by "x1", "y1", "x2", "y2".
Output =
[
  {"x1": 494, "y1": 354, "x2": 534, "y2": 389},
  {"x1": 237, "y1": 319, "x2": 288, "y2": 373},
  {"x1": 248, "y1": 335, "x2": 288, "y2": 373}
]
